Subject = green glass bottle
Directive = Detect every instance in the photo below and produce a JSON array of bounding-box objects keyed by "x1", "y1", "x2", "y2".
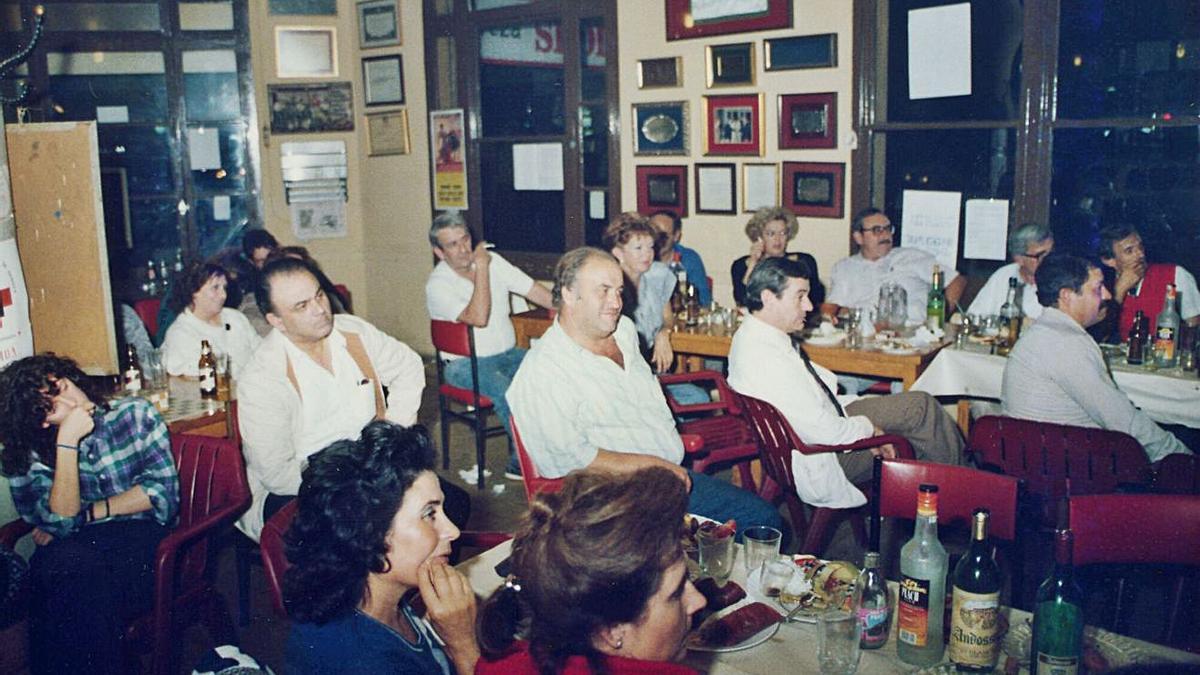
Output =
[
  {"x1": 1031, "y1": 528, "x2": 1084, "y2": 675},
  {"x1": 926, "y1": 265, "x2": 946, "y2": 331}
]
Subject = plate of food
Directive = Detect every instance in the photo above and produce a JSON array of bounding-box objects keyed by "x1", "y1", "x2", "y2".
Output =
[
  {"x1": 745, "y1": 555, "x2": 859, "y2": 622},
  {"x1": 805, "y1": 332, "x2": 846, "y2": 347},
  {"x1": 878, "y1": 342, "x2": 919, "y2": 355},
  {"x1": 687, "y1": 601, "x2": 782, "y2": 653}
]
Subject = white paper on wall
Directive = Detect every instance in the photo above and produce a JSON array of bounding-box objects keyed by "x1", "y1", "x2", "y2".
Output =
[
  {"x1": 963, "y1": 199, "x2": 1009, "y2": 260},
  {"x1": 901, "y1": 189, "x2": 962, "y2": 272},
  {"x1": 908, "y1": 3, "x2": 972, "y2": 100},
  {"x1": 512, "y1": 143, "x2": 564, "y2": 191}
]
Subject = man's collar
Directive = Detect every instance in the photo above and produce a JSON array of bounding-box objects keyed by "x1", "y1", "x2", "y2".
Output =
[
  {"x1": 281, "y1": 323, "x2": 342, "y2": 362},
  {"x1": 1042, "y1": 306, "x2": 1087, "y2": 332},
  {"x1": 742, "y1": 313, "x2": 793, "y2": 345}
]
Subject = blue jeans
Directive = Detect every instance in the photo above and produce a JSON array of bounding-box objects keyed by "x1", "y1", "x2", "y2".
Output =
[
  {"x1": 443, "y1": 346, "x2": 526, "y2": 431},
  {"x1": 666, "y1": 382, "x2": 711, "y2": 406},
  {"x1": 687, "y1": 470, "x2": 785, "y2": 544}
]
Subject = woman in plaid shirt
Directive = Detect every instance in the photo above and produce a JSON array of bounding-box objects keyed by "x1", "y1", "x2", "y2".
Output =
[{"x1": 0, "y1": 354, "x2": 179, "y2": 674}]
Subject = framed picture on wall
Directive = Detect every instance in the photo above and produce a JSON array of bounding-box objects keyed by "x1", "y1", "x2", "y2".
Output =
[
  {"x1": 742, "y1": 162, "x2": 778, "y2": 212},
  {"x1": 665, "y1": 0, "x2": 791, "y2": 41},
  {"x1": 636, "y1": 165, "x2": 688, "y2": 217},
  {"x1": 764, "y1": 33, "x2": 838, "y2": 71},
  {"x1": 779, "y1": 93, "x2": 836, "y2": 149},
  {"x1": 703, "y1": 93, "x2": 764, "y2": 156},
  {"x1": 633, "y1": 101, "x2": 688, "y2": 156},
  {"x1": 782, "y1": 161, "x2": 844, "y2": 218},
  {"x1": 706, "y1": 42, "x2": 755, "y2": 88},
  {"x1": 270, "y1": 0, "x2": 337, "y2": 15},
  {"x1": 366, "y1": 109, "x2": 410, "y2": 155},
  {"x1": 362, "y1": 55, "x2": 405, "y2": 106},
  {"x1": 637, "y1": 57, "x2": 683, "y2": 89},
  {"x1": 268, "y1": 83, "x2": 355, "y2": 133},
  {"x1": 275, "y1": 27, "x2": 338, "y2": 78},
  {"x1": 695, "y1": 163, "x2": 736, "y2": 214},
  {"x1": 357, "y1": 0, "x2": 401, "y2": 49}
]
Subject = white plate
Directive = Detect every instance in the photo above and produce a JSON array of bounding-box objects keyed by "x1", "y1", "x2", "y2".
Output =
[
  {"x1": 687, "y1": 601, "x2": 781, "y2": 653},
  {"x1": 805, "y1": 333, "x2": 846, "y2": 347}
]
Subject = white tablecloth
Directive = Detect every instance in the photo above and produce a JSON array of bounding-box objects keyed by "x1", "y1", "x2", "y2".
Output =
[{"x1": 912, "y1": 347, "x2": 1200, "y2": 428}]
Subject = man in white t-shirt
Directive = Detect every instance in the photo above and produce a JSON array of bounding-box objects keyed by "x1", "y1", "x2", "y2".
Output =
[
  {"x1": 425, "y1": 212, "x2": 553, "y2": 479},
  {"x1": 967, "y1": 223, "x2": 1054, "y2": 319}
]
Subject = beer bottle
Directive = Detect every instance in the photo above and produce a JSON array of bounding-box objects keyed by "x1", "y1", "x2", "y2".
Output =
[
  {"x1": 949, "y1": 509, "x2": 1002, "y2": 671},
  {"x1": 669, "y1": 253, "x2": 687, "y2": 316},
  {"x1": 1127, "y1": 310, "x2": 1147, "y2": 365},
  {"x1": 926, "y1": 265, "x2": 946, "y2": 331},
  {"x1": 123, "y1": 345, "x2": 144, "y2": 394},
  {"x1": 685, "y1": 282, "x2": 700, "y2": 327},
  {"x1": 198, "y1": 340, "x2": 218, "y2": 399},
  {"x1": 996, "y1": 278, "x2": 1023, "y2": 356}
]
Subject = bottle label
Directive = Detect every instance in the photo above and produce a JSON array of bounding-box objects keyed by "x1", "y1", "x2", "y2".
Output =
[
  {"x1": 948, "y1": 588, "x2": 1000, "y2": 666},
  {"x1": 1035, "y1": 652, "x2": 1079, "y2": 675},
  {"x1": 123, "y1": 369, "x2": 142, "y2": 393},
  {"x1": 897, "y1": 575, "x2": 931, "y2": 647},
  {"x1": 858, "y1": 605, "x2": 891, "y2": 648},
  {"x1": 1154, "y1": 326, "x2": 1176, "y2": 360},
  {"x1": 199, "y1": 367, "x2": 216, "y2": 393}
]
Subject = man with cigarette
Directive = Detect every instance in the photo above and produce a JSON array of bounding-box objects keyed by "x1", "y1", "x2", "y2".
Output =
[{"x1": 425, "y1": 211, "x2": 553, "y2": 479}]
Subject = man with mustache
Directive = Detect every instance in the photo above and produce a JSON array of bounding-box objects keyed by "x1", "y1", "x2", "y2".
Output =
[{"x1": 1098, "y1": 224, "x2": 1199, "y2": 343}]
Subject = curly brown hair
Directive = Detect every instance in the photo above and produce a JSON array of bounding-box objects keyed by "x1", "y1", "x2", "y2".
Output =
[{"x1": 601, "y1": 212, "x2": 665, "y2": 254}]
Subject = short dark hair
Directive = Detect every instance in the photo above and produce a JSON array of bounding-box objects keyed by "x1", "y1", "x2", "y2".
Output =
[
  {"x1": 256, "y1": 255, "x2": 320, "y2": 316},
  {"x1": 1035, "y1": 253, "x2": 1095, "y2": 307},
  {"x1": 242, "y1": 229, "x2": 278, "y2": 259},
  {"x1": 551, "y1": 247, "x2": 617, "y2": 308},
  {"x1": 0, "y1": 354, "x2": 110, "y2": 475},
  {"x1": 648, "y1": 210, "x2": 682, "y2": 234},
  {"x1": 743, "y1": 256, "x2": 813, "y2": 313},
  {"x1": 852, "y1": 207, "x2": 887, "y2": 232},
  {"x1": 283, "y1": 421, "x2": 437, "y2": 624},
  {"x1": 600, "y1": 212, "x2": 662, "y2": 254},
  {"x1": 1098, "y1": 223, "x2": 1138, "y2": 260},
  {"x1": 169, "y1": 261, "x2": 227, "y2": 313}
]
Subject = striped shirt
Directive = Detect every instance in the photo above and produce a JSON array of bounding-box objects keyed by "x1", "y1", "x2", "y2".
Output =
[
  {"x1": 8, "y1": 397, "x2": 179, "y2": 539},
  {"x1": 506, "y1": 316, "x2": 683, "y2": 479}
]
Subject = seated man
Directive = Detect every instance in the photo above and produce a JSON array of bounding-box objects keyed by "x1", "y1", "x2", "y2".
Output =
[
  {"x1": 425, "y1": 211, "x2": 553, "y2": 479},
  {"x1": 648, "y1": 210, "x2": 711, "y2": 306},
  {"x1": 1097, "y1": 223, "x2": 1199, "y2": 342},
  {"x1": 237, "y1": 256, "x2": 468, "y2": 540},
  {"x1": 822, "y1": 208, "x2": 965, "y2": 324},
  {"x1": 507, "y1": 247, "x2": 783, "y2": 536},
  {"x1": 1002, "y1": 253, "x2": 1193, "y2": 462},
  {"x1": 967, "y1": 223, "x2": 1053, "y2": 319},
  {"x1": 728, "y1": 257, "x2": 964, "y2": 509}
]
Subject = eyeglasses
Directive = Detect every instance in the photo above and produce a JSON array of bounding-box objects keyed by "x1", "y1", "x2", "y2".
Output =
[{"x1": 859, "y1": 224, "x2": 894, "y2": 236}]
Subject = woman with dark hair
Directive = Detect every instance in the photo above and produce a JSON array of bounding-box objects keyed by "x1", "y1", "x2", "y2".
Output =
[
  {"x1": 161, "y1": 261, "x2": 261, "y2": 377},
  {"x1": 476, "y1": 467, "x2": 706, "y2": 674},
  {"x1": 0, "y1": 354, "x2": 179, "y2": 674},
  {"x1": 284, "y1": 421, "x2": 478, "y2": 675}
]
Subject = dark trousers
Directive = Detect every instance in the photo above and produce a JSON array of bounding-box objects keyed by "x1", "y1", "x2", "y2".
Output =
[{"x1": 29, "y1": 519, "x2": 167, "y2": 675}]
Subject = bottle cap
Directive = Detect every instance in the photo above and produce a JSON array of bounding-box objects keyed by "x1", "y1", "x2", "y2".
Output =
[{"x1": 916, "y1": 483, "x2": 938, "y2": 515}]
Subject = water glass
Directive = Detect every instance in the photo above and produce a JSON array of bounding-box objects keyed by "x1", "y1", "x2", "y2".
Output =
[
  {"x1": 818, "y1": 609, "x2": 862, "y2": 675},
  {"x1": 697, "y1": 528, "x2": 735, "y2": 584},
  {"x1": 742, "y1": 526, "x2": 782, "y2": 573},
  {"x1": 760, "y1": 557, "x2": 795, "y2": 599},
  {"x1": 143, "y1": 349, "x2": 170, "y2": 412},
  {"x1": 845, "y1": 308, "x2": 864, "y2": 350}
]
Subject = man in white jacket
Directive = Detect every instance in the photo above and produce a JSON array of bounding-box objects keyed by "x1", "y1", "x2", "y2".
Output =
[{"x1": 728, "y1": 257, "x2": 963, "y2": 509}]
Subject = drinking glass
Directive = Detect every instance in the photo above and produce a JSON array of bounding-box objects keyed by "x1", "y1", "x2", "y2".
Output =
[
  {"x1": 742, "y1": 526, "x2": 782, "y2": 574},
  {"x1": 875, "y1": 283, "x2": 907, "y2": 332},
  {"x1": 143, "y1": 348, "x2": 170, "y2": 412},
  {"x1": 760, "y1": 557, "x2": 795, "y2": 599},
  {"x1": 818, "y1": 609, "x2": 862, "y2": 674},
  {"x1": 697, "y1": 528, "x2": 734, "y2": 584},
  {"x1": 845, "y1": 308, "x2": 864, "y2": 349}
]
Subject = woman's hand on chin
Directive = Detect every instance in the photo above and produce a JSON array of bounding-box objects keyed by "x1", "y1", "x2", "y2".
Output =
[{"x1": 418, "y1": 559, "x2": 480, "y2": 673}]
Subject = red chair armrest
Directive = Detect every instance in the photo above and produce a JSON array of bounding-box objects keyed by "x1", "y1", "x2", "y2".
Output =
[
  {"x1": 0, "y1": 519, "x2": 33, "y2": 549},
  {"x1": 807, "y1": 434, "x2": 915, "y2": 459},
  {"x1": 681, "y1": 433, "x2": 705, "y2": 454},
  {"x1": 659, "y1": 370, "x2": 728, "y2": 415}
]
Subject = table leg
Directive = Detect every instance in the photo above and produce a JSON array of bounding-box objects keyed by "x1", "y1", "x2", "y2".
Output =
[{"x1": 956, "y1": 400, "x2": 971, "y2": 436}]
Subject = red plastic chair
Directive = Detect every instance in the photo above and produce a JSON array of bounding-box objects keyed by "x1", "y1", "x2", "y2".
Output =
[
  {"x1": 1, "y1": 432, "x2": 251, "y2": 675},
  {"x1": 1152, "y1": 453, "x2": 1200, "y2": 494},
  {"x1": 333, "y1": 283, "x2": 352, "y2": 312},
  {"x1": 1069, "y1": 494, "x2": 1200, "y2": 647},
  {"x1": 736, "y1": 392, "x2": 914, "y2": 556},
  {"x1": 133, "y1": 297, "x2": 161, "y2": 338},
  {"x1": 431, "y1": 320, "x2": 512, "y2": 489},
  {"x1": 871, "y1": 457, "x2": 1020, "y2": 542},
  {"x1": 511, "y1": 416, "x2": 566, "y2": 503}
]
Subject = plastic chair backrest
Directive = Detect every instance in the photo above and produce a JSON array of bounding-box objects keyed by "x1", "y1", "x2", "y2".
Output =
[
  {"x1": 170, "y1": 433, "x2": 251, "y2": 587},
  {"x1": 511, "y1": 416, "x2": 564, "y2": 503},
  {"x1": 736, "y1": 393, "x2": 801, "y2": 496},
  {"x1": 1153, "y1": 453, "x2": 1200, "y2": 494},
  {"x1": 430, "y1": 319, "x2": 475, "y2": 358},
  {"x1": 133, "y1": 298, "x2": 161, "y2": 338},
  {"x1": 875, "y1": 457, "x2": 1020, "y2": 541},
  {"x1": 260, "y1": 499, "x2": 297, "y2": 619},
  {"x1": 1069, "y1": 493, "x2": 1200, "y2": 567}
]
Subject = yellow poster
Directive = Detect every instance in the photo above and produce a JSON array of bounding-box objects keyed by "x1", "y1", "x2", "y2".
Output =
[{"x1": 431, "y1": 109, "x2": 468, "y2": 210}]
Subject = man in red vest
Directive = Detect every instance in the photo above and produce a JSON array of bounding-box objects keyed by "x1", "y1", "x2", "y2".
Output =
[{"x1": 1099, "y1": 224, "x2": 1199, "y2": 341}]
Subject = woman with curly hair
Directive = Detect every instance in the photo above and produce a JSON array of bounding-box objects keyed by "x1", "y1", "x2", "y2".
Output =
[
  {"x1": 730, "y1": 206, "x2": 825, "y2": 310},
  {"x1": 284, "y1": 421, "x2": 478, "y2": 674},
  {"x1": 476, "y1": 467, "x2": 706, "y2": 674},
  {"x1": 160, "y1": 260, "x2": 261, "y2": 377},
  {"x1": 0, "y1": 354, "x2": 179, "y2": 674}
]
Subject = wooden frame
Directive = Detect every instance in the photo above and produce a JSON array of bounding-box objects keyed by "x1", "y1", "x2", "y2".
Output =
[
  {"x1": 637, "y1": 57, "x2": 682, "y2": 89},
  {"x1": 366, "y1": 110, "x2": 410, "y2": 155},
  {"x1": 636, "y1": 165, "x2": 688, "y2": 217},
  {"x1": 270, "y1": 0, "x2": 337, "y2": 15},
  {"x1": 268, "y1": 83, "x2": 355, "y2": 133},
  {"x1": 706, "y1": 42, "x2": 755, "y2": 88},
  {"x1": 633, "y1": 101, "x2": 689, "y2": 156},
  {"x1": 362, "y1": 54, "x2": 405, "y2": 106},
  {"x1": 764, "y1": 33, "x2": 838, "y2": 71},
  {"x1": 783, "y1": 162, "x2": 844, "y2": 218},
  {"x1": 695, "y1": 163, "x2": 736, "y2": 214},
  {"x1": 275, "y1": 26, "x2": 338, "y2": 78},
  {"x1": 703, "y1": 93, "x2": 764, "y2": 156},
  {"x1": 665, "y1": 0, "x2": 791, "y2": 41},
  {"x1": 742, "y1": 162, "x2": 778, "y2": 212},
  {"x1": 779, "y1": 92, "x2": 836, "y2": 150},
  {"x1": 357, "y1": 0, "x2": 401, "y2": 49}
]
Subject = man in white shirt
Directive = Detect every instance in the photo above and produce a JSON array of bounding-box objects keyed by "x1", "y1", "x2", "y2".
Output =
[
  {"x1": 822, "y1": 208, "x2": 966, "y2": 324},
  {"x1": 507, "y1": 247, "x2": 783, "y2": 536},
  {"x1": 238, "y1": 257, "x2": 467, "y2": 540},
  {"x1": 1002, "y1": 254, "x2": 1192, "y2": 462},
  {"x1": 425, "y1": 212, "x2": 553, "y2": 479},
  {"x1": 729, "y1": 257, "x2": 964, "y2": 509},
  {"x1": 967, "y1": 223, "x2": 1054, "y2": 319}
]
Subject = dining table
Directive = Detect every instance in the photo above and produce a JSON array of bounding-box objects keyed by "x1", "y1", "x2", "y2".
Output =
[
  {"x1": 154, "y1": 376, "x2": 236, "y2": 438},
  {"x1": 458, "y1": 539, "x2": 1200, "y2": 675}
]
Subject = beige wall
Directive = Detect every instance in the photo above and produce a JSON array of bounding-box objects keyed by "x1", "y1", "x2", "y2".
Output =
[{"x1": 617, "y1": 0, "x2": 855, "y2": 306}]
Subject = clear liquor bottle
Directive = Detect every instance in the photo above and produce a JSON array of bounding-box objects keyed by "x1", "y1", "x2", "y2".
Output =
[
  {"x1": 855, "y1": 551, "x2": 892, "y2": 650},
  {"x1": 1154, "y1": 284, "x2": 1180, "y2": 368},
  {"x1": 897, "y1": 484, "x2": 949, "y2": 667}
]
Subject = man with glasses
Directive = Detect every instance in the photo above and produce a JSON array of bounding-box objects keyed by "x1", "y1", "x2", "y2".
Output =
[
  {"x1": 967, "y1": 223, "x2": 1054, "y2": 319},
  {"x1": 821, "y1": 208, "x2": 965, "y2": 325}
]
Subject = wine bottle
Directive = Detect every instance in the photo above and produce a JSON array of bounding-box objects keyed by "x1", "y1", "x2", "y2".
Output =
[
  {"x1": 926, "y1": 265, "x2": 946, "y2": 331},
  {"x1": 1031, "y1": 528, "x2": 1084, "y2": 675},
  {"x1": 897, "y1": 484, "x2": 948, "y2": 667},
  {"x1": 949, "y1": 509, "x2": 1002, "y2": 671},
  {"x1": 198, "y1": 340, "x2": 218, "y2": 399},
  {"x1": 996, "y1": 278, "x2": 1024, "y2": 356},
  {"x1": 855, "y1": 551, "x2": 892, "y2": 650}
]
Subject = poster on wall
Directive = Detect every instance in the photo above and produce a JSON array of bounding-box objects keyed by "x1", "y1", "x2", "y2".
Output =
[
  {"x1": 901, "y1": 189, "x2": 962, "y2": 272},
  {"x1": 430, "y1": 109, "x2": 468, "y2": 210},
  {"x1": 0, "y1": 238, "x2": 34, "y2": 368}
]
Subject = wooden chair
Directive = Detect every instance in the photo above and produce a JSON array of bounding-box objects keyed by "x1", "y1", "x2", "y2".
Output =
[
  {"x1": 1069, "y1": 493, "x2": 1200, "y2": 648},
  {"x1": 0, "y1": 432, "x2": 251, "y2": 675},
  {"x1": 431, "y1": 319, "x2": 512, "y2": 488},
  {"x1": 736, "y1": 392, "x2": 914, "y2": 556}
]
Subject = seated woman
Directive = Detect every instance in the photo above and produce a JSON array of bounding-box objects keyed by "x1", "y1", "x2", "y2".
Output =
[
  {"x1": 161, "y1": 261, "x2": 261, "y2": 377},
  {"x1": 477, "y1": 467, "x2": 706, "y2": 674},
  {"x1": 0, "y1": 354, "x2": 179, "y2": 674},
  {"x1": 284, "y1": 421, "x2": 479, "y2": 675},
  {"x1": 730, "y1": 206, "x2": 825, "y2": 311}
]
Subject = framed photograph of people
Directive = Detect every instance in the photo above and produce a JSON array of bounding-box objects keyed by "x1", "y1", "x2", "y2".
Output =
[
  {"x1": 665, "y1": 0, "x2": 791, "y2": 41},
  {"x1": 275, "y1": 26, "x2": 338, "y2": 78},
  {"x1": 633, "y1": 101, "x2": 689, "y2": 156},
  {"x1": 637, "y1": 57, "x2": 682, "y2": 89},
  {"x1": 357, "y1": 0, "x2": 401, "y2": 49},
  {"x1": 366, "y1": 110, "x2": 410, "y2": 156},
  {"x1": 703, "y1": 93, "x2": 764, "y2": 156},
  {"x1": 779, "y1": 93, "x2": 836, "y2": 149},
  {"x1": 706, "y1": 42, "x2": 755, "y2": 88},
  {"x1": 268, "y1": 83, "x2": 355, "y2": 133},
  {"x1": 362, "y1": 55, "x2": 405, "y2": 106},
  {"x1": 695, "y1": 163, "x2": 736, "y2": 215},
  {"x1": 764, "y1": 33, "x2": 838, "y2": 71},
  {"x1": 742, "y1": 162, "x2": 778, "y2": 212},
  {"x1": 636, "y1": 165, "x2": 688, "y2": 217},
  {"x1": 782, "y1": 162, "x2": 844, "y2": 218}
]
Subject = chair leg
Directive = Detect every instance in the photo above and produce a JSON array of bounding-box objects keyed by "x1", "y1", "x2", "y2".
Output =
[
  {"x1": 236, "y1": 537, "x2": 253, "y2": 627},
  {"x1": 440, "y1": 402, "x2": 451, "y2": 471},
  {"x1": 848, "y1": 508, "x2": 868, "y2": 550},
  {"x1": 474, "y1": 412, "x2": 486, "y2": 489}
]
